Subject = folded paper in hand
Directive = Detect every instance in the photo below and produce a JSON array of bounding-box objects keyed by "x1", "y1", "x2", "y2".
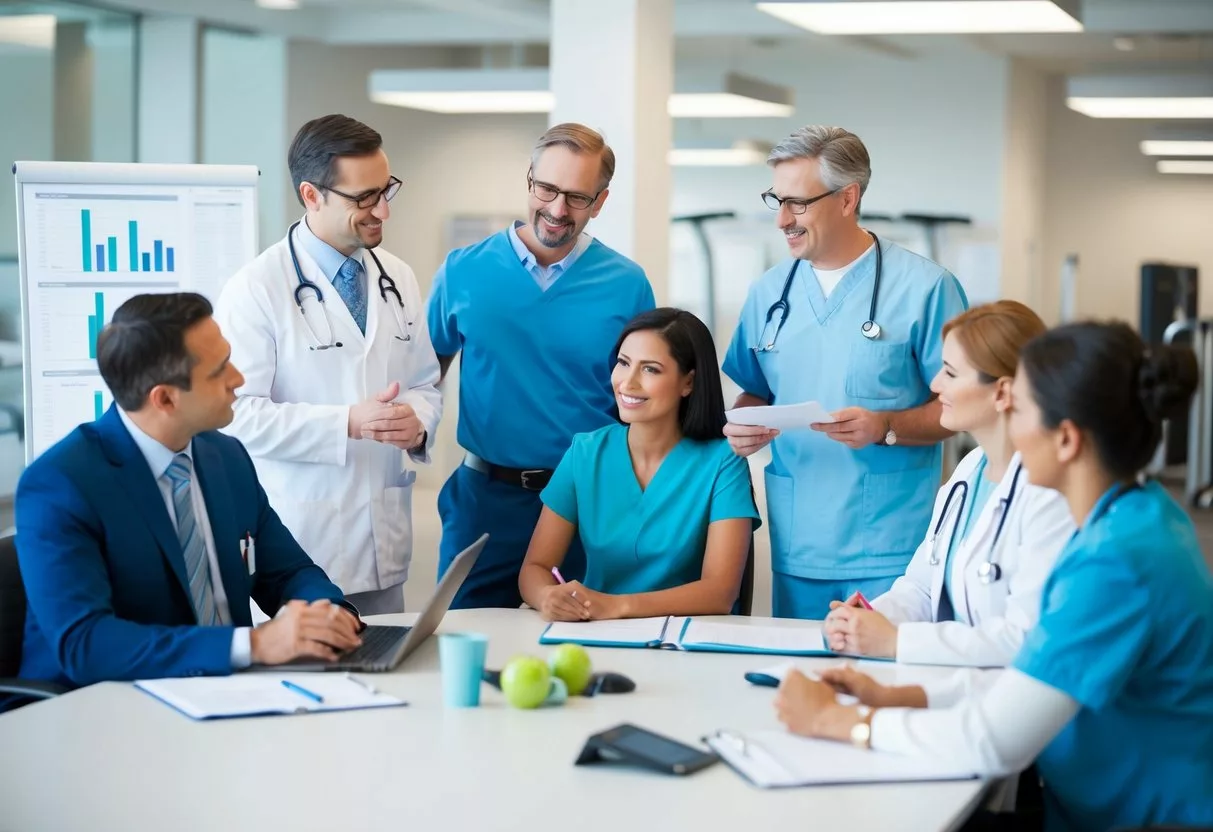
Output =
[{"x1": 725, "y1": 401, "x2": 834, "y2": 430}]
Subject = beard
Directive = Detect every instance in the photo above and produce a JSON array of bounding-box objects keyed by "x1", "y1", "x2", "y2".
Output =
[{"x1": 532, "y1": 209, "x2": 578, "y2": 249}]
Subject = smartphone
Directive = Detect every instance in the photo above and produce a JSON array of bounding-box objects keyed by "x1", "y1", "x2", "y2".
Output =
[{"x1": 584, "y1": 723, "x2": 719, "y2": 775}]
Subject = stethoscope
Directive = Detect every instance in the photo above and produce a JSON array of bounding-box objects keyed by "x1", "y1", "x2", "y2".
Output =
[
  {"x1": 287, "y1": 220, "x2": 413, "y2": 351},
  {"x1": 754, "y1": 230, "x2": 883, "y2": 353},
  {"x1": 927, "y1": 463, "x2": 1025, "y2": 585}
]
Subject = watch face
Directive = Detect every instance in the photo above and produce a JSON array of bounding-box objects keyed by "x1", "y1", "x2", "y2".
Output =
[{"x1": 885, "y1": 430, "x2": 897, "y2": 446}]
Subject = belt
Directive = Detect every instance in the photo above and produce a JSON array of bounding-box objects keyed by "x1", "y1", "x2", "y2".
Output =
[{"x1": 464, "y1": 452, "x2": 553, "y2": 492}]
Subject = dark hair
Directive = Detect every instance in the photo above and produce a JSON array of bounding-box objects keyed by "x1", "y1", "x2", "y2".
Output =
[
  {"x1": 96, "y1": 293, "x2": 213, "y2": 412},
  {"x1": 1019, "y1": 321, "x2": 1199, "y2": 479},
  {"x1": 288, "y1": 114, "x2": 383, "y2": 207},
  {"x1": 611, "y1": 308, "x2": 726, "y2": 442}
]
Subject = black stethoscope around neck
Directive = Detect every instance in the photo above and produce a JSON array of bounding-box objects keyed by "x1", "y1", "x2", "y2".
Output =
[
  {"x1": 928, "y1": 462, "x2": 1024, "y2": 585},
  {"x1": 754, "y1": 230, "x2": 883, "y2": 353},
  {"x1": 287, "y1": 220, "x2": 412, "y2": 350}
]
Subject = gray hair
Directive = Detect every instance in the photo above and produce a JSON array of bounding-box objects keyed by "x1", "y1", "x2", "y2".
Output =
[{"x1": 768, "y1": 126, "x2": 871, "y2": 199}]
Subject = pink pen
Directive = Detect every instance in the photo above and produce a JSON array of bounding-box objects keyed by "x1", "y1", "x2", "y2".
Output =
[
  {"x1": 855, "y1": 591, "x2": 874, "y2": 610},
  {"x1": 551, "y1": 567, "x2": 567, "y2": 584}
]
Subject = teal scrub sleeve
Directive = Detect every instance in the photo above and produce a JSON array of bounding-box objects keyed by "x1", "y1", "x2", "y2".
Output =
[
  {"x1": 425, "y1": 261, "x2": 460, "y2": 357},
  {"x1": 710, "y1": 451, "x2": 763, "y2": 530},
  {"x1": 1013, "y1": 550, "x2": 1152, "y2": 709},
  {"x1": 915, "y1": 273, "x2": 969, "y2": 385},
  {"x1": 634, "y1": 279, "x2": 657, "y2": 316},
  {"x1": 539, "y1": 439, "x2": 581, "y2": 525},
  {"x1": 722, "y1": 290, "x2": 773, "y2": 402}
]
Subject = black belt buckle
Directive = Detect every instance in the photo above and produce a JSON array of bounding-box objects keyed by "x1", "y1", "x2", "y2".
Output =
[{"x1": 519, "y1": 469, "x2": 548, "y2": 492}]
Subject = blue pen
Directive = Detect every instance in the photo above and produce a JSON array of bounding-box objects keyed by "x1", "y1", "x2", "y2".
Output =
[{"x1": 281, "y1": 679, "x2": 324, "y2": 703}]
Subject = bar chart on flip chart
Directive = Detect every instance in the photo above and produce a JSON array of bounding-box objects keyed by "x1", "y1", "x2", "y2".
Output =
[{"x1": 14, "y1": 162, "x2": 260, "y2": 461}]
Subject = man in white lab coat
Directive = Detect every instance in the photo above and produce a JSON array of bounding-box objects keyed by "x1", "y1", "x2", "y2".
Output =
[{"x1": 215, "y1": 114, "x2": 442, "y2": 614}]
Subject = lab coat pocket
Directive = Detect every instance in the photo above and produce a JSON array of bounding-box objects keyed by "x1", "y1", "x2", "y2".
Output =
[
  {"x1": 844, "y1": 341, "x2": 914, "y2": 402},
  {"x1": 374, "y1": 483, "x2": 414, "y2": 587},
  {"x1": 277, "y1": 499, "x2": 345, "y2": 577},
  {"x1": 862, "y1": 469, "x2": 933, "y2": 558}
]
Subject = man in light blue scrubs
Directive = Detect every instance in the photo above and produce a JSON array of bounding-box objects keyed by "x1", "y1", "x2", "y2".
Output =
[
  {"x1": 427, "y1": 123, "x2": 655, "y2": 609},
  {"x1": 723, "y1": 126, "x2": 967, "y2": 620}
]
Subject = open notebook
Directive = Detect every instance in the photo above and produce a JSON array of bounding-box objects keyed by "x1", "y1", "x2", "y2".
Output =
[
  {"x1": 704, "y1": 729, "x2": 978, "y2": 788},
  {"x1": 135, "y1": 673, "x2": 406, "y2": 720},
  {"x1": 538, "y1": 617, "x2": 886, "y2": 659}
]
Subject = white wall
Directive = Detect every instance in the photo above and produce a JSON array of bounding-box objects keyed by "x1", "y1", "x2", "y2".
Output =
[
  {"x1": 1041, "y1": 77, "x2": 1213, "y2": 325},
  {"x1": 0, "y1": 50, "x2": 54, "y2": 259},
  {"x1": 1000, "y1": 58, "x2": 1049, "y2": 309}
]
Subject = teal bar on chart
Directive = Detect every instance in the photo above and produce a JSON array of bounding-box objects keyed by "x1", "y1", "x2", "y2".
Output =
[
  {"x1": 107, "y1": 237, "x2": 118, "y2": 273},
  {"x1": 142, "y1": 252, "x2": 151, "y2": 271},
  {"x1": 87, "y1": 292, "x2": 104, "y2": 360},
  {"x1": 94, "y1": 391, "x2": 103, "y2": 420},
  {"x1": 128, "y1": 221, "x2": 138, "y2": 271},
  {"x1": 154, "y1": 240, "x2": 163, "y2": 272},
  {"x1": 82, "y1": 209, "x2": 92, "y2": 272}
]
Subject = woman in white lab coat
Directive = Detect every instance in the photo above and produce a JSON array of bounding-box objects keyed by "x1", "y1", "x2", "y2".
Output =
[
  {"x1": 824, "y1": 300, "x2": 1073, "y2": 667},
  {"x1": 214, "y1": 115, "x2": 442, "y2": 615}
]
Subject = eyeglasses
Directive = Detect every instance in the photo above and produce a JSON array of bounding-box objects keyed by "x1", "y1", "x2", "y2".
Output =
[
  {"x1": 527, "y1": 173, "x2": 602, "y2": 211},
  {"x1": 761, "y1": 188, "x2": 838, "y2": 215},
  {"x1": 325, "y1": 175, "x2": 403, "y2": 209}
]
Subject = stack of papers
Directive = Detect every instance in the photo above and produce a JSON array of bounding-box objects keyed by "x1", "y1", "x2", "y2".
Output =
[{"x1": 135, "y1": 673, "x2": 406, "y2": 720}]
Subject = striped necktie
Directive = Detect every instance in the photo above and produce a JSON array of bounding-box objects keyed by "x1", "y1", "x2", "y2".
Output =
[{"x1": 163, "y1": 453, "x2": 223, "y2": 626}]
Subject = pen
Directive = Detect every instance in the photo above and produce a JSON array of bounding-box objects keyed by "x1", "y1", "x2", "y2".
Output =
[
  {"x1": 855, "y1": 591, "x2": 874, "y2": 610},
  {"x1": 281, "y1": 679, "x2": 324, "y2": 703},
  {"x1": 551, "y1": 567, "x2": 566, "y2": 584}
]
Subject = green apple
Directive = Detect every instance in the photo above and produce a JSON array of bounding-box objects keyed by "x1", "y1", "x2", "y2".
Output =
[
  {"x1": 548, "y1": 643, "x2": 593, "y2": 696},
  {"x1": 500, "y1": 655, "x2": 551, "y2": 709}
]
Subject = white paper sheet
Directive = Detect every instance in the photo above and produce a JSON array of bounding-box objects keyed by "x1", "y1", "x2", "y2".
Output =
[
  {"x1": 135, "y1": 673, "x2": 404, "y2": 720},
  {"x1": 725, "y1": 401, "x2": 834, "y2": 430},
  {"x1": 679, "y1": 620, "x2": 828, "y2": 653},
  {"x1": 541, "y1": 617, "x2": 671, "y2": 646}
]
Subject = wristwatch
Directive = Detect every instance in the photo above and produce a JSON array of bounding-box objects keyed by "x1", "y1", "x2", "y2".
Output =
[
  {"x1": 850, "y1": 705, "x2": 875, "y2": 749},
  {"x1": 879, "y1": 418, "x2": 897, "y2": 446}
]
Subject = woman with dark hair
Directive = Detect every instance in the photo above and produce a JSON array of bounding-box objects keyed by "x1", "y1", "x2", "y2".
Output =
[
  {"x1": 519, "y1": 308, "x2": 760, "y2": 621},
  {"x1": 773, "y1": 321, "x2": 1213, "y2": 831}
]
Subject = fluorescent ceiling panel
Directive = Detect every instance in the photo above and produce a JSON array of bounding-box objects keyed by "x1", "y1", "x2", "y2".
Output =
[
  {"x1": 369, "y1": 69, "x2": 793, "y2": 118},
  {"x1": 1067, "y1": 75, "x2": 1213, "y2": 119},
  {"x1": 1157, "y1": 160, "x2": 1213, "y2": 175},
  {"x1": 1067, "y1": 98, "x2": 1213, "y2": 119},
  {"x1": 755, "y1": 0, "x2": 1081, "y2": 34},
  {"x1": 0, "y1": 14, "x2": 56, "y2": 49},
  {"x1": 256, "y1": 0, "x2": 300, "y2": 8},
  {"x1": 670, "y1": 141, "x2": 773, "y2": 166},
  {"x1": 1141, "y1": 140, "x2": 1213, "y2": 157}
]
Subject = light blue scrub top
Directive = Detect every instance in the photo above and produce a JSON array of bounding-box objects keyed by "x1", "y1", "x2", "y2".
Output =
[
  {"x1": 540, "y1": 424, "x2": 762, "y2": 595},
  {"x1": 722, "y1": 238, "x2": 968, "y2": 580},
  {"x1": 1013, "y1": 480, "x2": 1213, "y2": 831},
  {"x1": 427, "y1": 229, "x2": 655, "y2": 470},
  {"x1": 938, "y1": 457, "x2": 997, "y2": 620}
]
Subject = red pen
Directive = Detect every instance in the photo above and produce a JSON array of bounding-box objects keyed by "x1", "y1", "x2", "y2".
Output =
[{"x1": 855, "y1": 591, "x2": 874, "y2": 610}]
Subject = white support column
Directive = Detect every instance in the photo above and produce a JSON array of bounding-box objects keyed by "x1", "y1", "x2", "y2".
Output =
[
  {"x1": 137, "y1": 15, "x2": 199, "y2": 163},
  {"x1": 549, "y1": 0, "x2": 673, "y2": 302}
]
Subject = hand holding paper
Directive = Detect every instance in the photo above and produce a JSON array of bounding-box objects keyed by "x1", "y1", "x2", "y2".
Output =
[{"x1": 725, "y1": 401, "x2": 835, "y2": 432}]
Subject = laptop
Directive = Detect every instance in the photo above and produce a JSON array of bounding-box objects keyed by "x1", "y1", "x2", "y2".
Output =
[{"x1": 265, "y1": 533, "x2": 487, "y2": 673}]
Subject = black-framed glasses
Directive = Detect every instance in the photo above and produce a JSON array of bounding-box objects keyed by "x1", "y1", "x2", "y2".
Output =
[
  {"x1": 761, "y1": 188, "x2": 838, "y2": 215},
  {"x1": 325, "y1": 175, "x2": 403, "y2": 209},
  {"x1": 528, "y1": 173, "x2": 602, "y2": 211}
]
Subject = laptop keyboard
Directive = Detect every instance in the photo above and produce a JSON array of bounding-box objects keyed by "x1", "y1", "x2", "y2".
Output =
[{"x1": 339, "y1": 625, "x2": 411, "y2": 665}]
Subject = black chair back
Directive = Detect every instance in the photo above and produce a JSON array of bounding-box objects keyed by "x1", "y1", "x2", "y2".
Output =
[
  {"x1": 735, "y1": 535, "x2": 755, "y2": 617},
  {"x1": 0, "y1": 535, "x2": 25, "y2": 677}
]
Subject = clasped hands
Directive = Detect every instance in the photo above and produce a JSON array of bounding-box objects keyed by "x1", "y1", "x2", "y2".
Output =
[
  {"x1": 348, "y1": 381, "x2": 426, "y2": 451},
  {"x1": 823, "y1": 593, "x2": 899, "y2": 659},
  {"x1": 537, "y1": 580, "x2": 628, "y2": 622}
]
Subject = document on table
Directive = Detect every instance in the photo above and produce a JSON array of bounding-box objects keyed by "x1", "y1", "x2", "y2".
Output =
[
  {"x1": 704, "y1": 728, "x2": 978, "y2": 788},
  {"x1": 678, "y1": 620, "x2": 833, "y2": 655},
  {"x1": 135, "y1": 673, "x2": 406, "y2": 720},
  {"x1": 540, "y1": 617, "x2": 675, "y2": 648},
  {"x1": 725, "y1": 401, "x2": 834, "y2": 430}
]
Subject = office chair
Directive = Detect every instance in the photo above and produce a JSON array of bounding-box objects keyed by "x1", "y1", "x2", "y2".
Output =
[{"x1": 0, "y1": 534, "x2": 65, "y2": 706}]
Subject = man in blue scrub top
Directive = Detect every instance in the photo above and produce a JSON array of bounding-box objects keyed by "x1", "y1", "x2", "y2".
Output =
[
  {"x1": 426, "y1": 123, "x2": 656, "y2": 609},
  {"x1": 723, "y1": 126, "x2": 967, "y2": 620}
]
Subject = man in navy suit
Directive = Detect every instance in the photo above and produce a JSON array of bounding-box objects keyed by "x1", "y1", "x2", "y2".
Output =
[{"x1": 16, "y1": 292, "x2": 364, "y2": 690}]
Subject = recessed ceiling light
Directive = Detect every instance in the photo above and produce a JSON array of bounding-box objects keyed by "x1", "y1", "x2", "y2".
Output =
[
  {"x1": 1157, "y1": 160, "x2": 1213, "y2": 175},
  {"x1": 1066, "y1": 75, "x2": 1213, "y2": 119},
  {"x1": 0, "y1": 14, "x2": 56, "y2": 49},
  {"x1": 1067, "y1": 98, "x2": 1213, "y2": 119},
  {"x1": 755, "y1": 0, "x2": 1082, "y2": 34},
  {"x1": 256, "y1": 0, "x2": 300, "y2": 9},
  {"x1": 1141, "y1": 140, "x2": 1213, "y2": 157},
  {"x1": 670, "y1": 141, "x2": 774, "y2": 166}
]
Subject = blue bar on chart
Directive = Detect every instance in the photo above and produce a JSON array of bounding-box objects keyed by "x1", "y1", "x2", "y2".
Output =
[
  {"x1": 95, "y1": 244, "x2": 105, "y2": 272},
  {"x1": 94, "y1": 391, "x2": 103, "y2": 421},
  {"x1": 87, "y1": 292, "x2": 104, "y2": 360},
  {"x1": 166, "y1": 247, "x2": 175, "y2": 271},
  {"x1": 107, "y1": 237, "x2": 118, "y2": 273},
  {"x1": 154, "y1": 240, "x2": 163, "y2": 272},
  {"x1": 128, "y1": 221, "x2": 138, "y2": 272},
  {"x1": 142, "y1": 252, "x2": 151, "y2": 272},
  {"x1": 82, "y1": 209, "x2": 92, "y2": 272}
]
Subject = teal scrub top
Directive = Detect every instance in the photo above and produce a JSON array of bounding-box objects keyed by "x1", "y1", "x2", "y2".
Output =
[
  {"x1": 541, "y1": 424, "x2": 762, "y2": 595},
  {"x1": 723, "y1": 239, "x2": 968, "y2": 580},
  {"x1": 1012, "y1": 480, "x2": 1213, "y2": 831}
]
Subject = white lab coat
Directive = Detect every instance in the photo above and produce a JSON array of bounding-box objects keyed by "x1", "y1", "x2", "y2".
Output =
[
  {"x1": 873, "y1": 448, "x2": 1074, "y2": 667},
  {"x1": 213, "y1": 225, "x2": 442, "y2": 595}
]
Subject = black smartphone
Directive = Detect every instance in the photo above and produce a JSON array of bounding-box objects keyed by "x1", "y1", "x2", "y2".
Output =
[{"x1": 580, "y1": 723, "x2": 719, "y2": 775}]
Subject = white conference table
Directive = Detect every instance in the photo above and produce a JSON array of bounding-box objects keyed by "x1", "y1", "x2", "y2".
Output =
[{"x1": 0, "y1": 610, "x2": 989, "y2": 832}]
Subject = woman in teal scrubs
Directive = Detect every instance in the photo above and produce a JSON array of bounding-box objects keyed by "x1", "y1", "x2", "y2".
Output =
[
  {"x1": 772, "y1": 321, "x2": 1213, "y2": 831},
  {"x1": 519, "y1": 308, "x2": 760, "y2": 621}
]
